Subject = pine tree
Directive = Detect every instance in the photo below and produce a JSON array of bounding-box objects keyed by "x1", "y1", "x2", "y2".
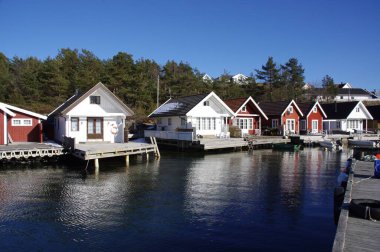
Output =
[{"x1": 255, "y1": 57, "x2": 280, "y2": 101}]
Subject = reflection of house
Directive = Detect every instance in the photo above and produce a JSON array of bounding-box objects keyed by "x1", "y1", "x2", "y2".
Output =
[
  {"x1": 232, "y1": 74, "x2": 248, "y2": 84},
  {"x1": 202, "y1": 74, "x2": 213, "y2": 83},
  {"x1": 148, "y1": 92, "x2": 234, "y2": 138},
  {"x1": 224, "y1": 97, "x2": 268, "y2": 136},
  {"x1": 321, "y1": 101, "x2": 373, "y2": 133},
  {"x1": 259, "y1": 100, "x2": 303, "y2": 135},
  {"x1": 297, "y1": 101, "x2": 327, "y2": 134},
  {"x1": 365, "y1": 105, "x2": 380, "y2": 133},
  {"x1": 48, "y1": 82, "x2": 134, "y2": 144},
  {"x1": 0, "y1": 102, "x2": 46, "y2": 144}
]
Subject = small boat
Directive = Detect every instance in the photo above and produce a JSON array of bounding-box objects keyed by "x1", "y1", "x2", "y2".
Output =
[
  {"x1": 272, "y1": 143, "x2": 301, "y2": 151},
  {"x1": 348, "y1": 139, "x2": 377, "y2": 148},
  {"x1": 319, "y1": 139, "x2": 342, "y2": 150}
]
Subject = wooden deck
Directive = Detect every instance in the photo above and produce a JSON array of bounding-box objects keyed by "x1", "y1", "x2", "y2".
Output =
[
  {"x1": 200, "y1": 137, "x2": 290, "y2": 150},
  {"x1": 71, "y1": 141, "x2": 159, "y2": 161},
  {"x1": 333, "y1": 160, "x2": 380, "y2": 252},
  {"x1": 0, "y1": 142, "x2": 64, "y2": 161}
]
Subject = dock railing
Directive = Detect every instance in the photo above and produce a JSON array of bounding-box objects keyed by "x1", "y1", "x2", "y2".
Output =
[{"x1": 144, "y1": 130, "x2": 195, "y2": 141}]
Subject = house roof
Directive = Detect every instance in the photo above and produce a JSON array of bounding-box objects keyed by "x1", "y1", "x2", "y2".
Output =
[
  {"x1": 337, "y1": 88, "x2": 373, "y2": 96},
  {"x1": 49, "y1": 82, "x2": 134, "y2": 117},
  {"x1": 258, "y1": 100, "x2": 303, "y2": 117},
  {"x1": 0, "y1": 102, "x2": 46, "y2": 119},
  {"x1": 321, "y1": 101, "x2": 359, "y2": 119},
  {"x1": 224, "y1": 97, "x2": 268, "y2": 120},
  {"x1": 149, "y1": 93, "x2": 209, "y2": 118},
  {"x1": 297, "y1": 101, "x2": 327, "y2": 118},
  {"x1": 366, "y1": 105, "x2": 380, "y2": 120}
]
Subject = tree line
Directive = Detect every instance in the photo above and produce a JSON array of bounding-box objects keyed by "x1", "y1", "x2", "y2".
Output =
[{"x1": 0, "y1": 49, "x2": 335, "y2": 120}]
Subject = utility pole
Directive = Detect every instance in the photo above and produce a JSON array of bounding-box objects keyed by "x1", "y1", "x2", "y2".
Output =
[{"x1": 157, "y1": 74, "x2": 160, "y2": 108}]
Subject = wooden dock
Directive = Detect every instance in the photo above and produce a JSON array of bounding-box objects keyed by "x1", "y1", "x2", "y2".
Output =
[
  {"x1": 200, "y1": 137, "x2": 290, "y2": 150},
  {"x1": 333, "y1": 160, "x2": 380, "y2": 252},
  {"x1": 0, "y1": 143, "x2": 64, "y2": 161},
  {"x1": 70, "y1": 138, "x2": 160, "y2": 169}
]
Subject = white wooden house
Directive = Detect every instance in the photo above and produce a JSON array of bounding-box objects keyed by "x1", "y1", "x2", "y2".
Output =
[
  {"x1": 48, "y1": 82, "x2": 134, "y2": 144},
  {"x1": 321, "y1": 101, "x2": 373, "y2": 133},
  {"x1": 147, "y1": 92, "x2": 234, "y2": 140},
  {"x1": 232, "y1": 74, "x2": 248, "y2": 84}
]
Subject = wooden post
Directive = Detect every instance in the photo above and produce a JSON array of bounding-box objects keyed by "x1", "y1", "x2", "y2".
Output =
[
  {"x1": 125, "y1": 155, "x2": 129, "y2": 167},
  {"x1": 94, "y1": 158, "x2": 99, "y2": 170},
  {"x1": 146, "y1": 150, "x2": 149, "y2": 161}
]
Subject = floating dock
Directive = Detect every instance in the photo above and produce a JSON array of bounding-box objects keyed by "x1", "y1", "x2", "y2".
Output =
[
  {"x1": 333, "y1": 160, "x2": 380, "y2": 252},
  {"x1": 0, "y1": 143, "x2": 64, "y2": 161}
]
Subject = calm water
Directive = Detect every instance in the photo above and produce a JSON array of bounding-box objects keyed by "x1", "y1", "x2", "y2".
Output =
[{"x1": 0, "y1": 148, "x2": 349, "y2": 251}]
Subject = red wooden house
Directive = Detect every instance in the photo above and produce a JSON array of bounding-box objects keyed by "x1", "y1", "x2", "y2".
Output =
[
  {"x1": 259, "y1": 100, "x2": 303, "y2": 135},
  {"x1": 224, "y1": 96, "x2": 268, "y2": 136},
  {"x1": 297, "y1": 101, "x2": 327, "y2": 134},
  {"x1": 0, "y1": 102, "x2": 47, "y2": 145}
]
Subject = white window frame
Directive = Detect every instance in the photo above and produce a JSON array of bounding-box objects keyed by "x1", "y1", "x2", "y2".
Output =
[
  {"x1": 203, "y1": 101, "x2": 210, "y2": 106},
  {"x1": 12, "y1": 118, "x2": 33, "y2": 126},
  {"x1": 313, "y1": 106, "x2": 317, "y2": 113},
  {"x1": 71, "y1": 117, "x2": 79, "y2": 131},
  {"x1": 311, "y1": 120, "x2": 318, "y2": 133},
  {"x1": 241, "y1": 106, "x2": 247, "y2": 112},
  {"x1": 355, "y1": 107, "x2": 360, "y2": 112},
  {"x1": 288, "y1": 106, "x2": 293, "y2": 113},
  {"x1": 272, "y1": 119, "x2": 279, "y2": 128}
]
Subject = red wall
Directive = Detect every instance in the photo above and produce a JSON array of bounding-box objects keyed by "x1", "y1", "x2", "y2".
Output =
[
  {"x1": 7, "y1": 111, "x2": 42, "y2": 143},
  {"x1": 307, "y1": 107, "x2": 324, "y2": 132},
  {"x1": 282, "y1": 107, "x2": 300, "y2": 133},
  {"x1": 230, "y1": 102, "x2": 265, "y2": 135},
  {"x1": 0, "y1": 110, "x2": 4, "y2": 144}
]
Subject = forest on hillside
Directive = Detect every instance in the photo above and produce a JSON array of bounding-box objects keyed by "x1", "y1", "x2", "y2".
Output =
[{"x1": 0, "y1": 49, "x2": 336, "y2": 120}]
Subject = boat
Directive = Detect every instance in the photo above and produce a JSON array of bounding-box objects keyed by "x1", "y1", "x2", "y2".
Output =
[
  {"x1": 319, "y1": 139, "x2": 342, "y2": 150},
  {"x1": 272, "y1": 143, "x2": 301, "y2": 151},
  {"x1": 348, "y1": 139, "x2": 377, "y2": 148}
]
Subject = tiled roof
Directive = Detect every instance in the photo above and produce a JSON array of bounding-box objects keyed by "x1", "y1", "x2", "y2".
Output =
[
  {"x1": 149, "y1": 93, "x2": 209, "y2": 118},
  {"x1": 296, "y1": 102, "x2": 314, "y2": 118},
  {"x1": 224, "y1": 98, "x2": 247, "y2": 112},
  {"x1": 258, "y1": 101, "x2": 291, "y2": 116},
  {"x1": 366, "y1": 105, "x2": 380, "y2": 120},
  {"x1": 321, "y1": 101, "x2": 359, "y2": 119}
]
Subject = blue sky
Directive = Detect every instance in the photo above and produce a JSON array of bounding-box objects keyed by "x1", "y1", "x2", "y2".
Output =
[{"x1": 0, "y1": 0, "x2": 379, "y2": 90}]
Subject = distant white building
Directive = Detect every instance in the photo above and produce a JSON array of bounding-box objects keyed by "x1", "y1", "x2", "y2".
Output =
[
  {"x1": 202, "y1": 74, "x2": 213, "y2": 83},
  {"x1": 302, "y1": 83, "x2": 313, "y2": 90},
  {"x1": 336, "y1": 82, "x2": 353, "y2": 89},
  {"x1": 232, "y1": 74, "x2": 248, "y2": 84}
]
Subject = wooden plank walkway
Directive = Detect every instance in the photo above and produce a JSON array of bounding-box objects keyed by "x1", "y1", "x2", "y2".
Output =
[
  {"x1": 0, "y1": 142, "x2": 64, "y2": 160},
  {"x1": 200, "y1": 137, "x2": 290, "y2": 150},
  {"x1": 333, "y1": 160, "x2": 380, "y2": 252}
]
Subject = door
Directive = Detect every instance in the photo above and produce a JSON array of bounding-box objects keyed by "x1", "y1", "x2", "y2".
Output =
[
  {"x1": 286, "y1": 119, "x2": 295, "y2": 133},
  {"x1": 87, "y1": 117, "x2": 103, "y2": 140},
  {"x1": 311, "y1": 120, "x2": 318, "y2": 133}
]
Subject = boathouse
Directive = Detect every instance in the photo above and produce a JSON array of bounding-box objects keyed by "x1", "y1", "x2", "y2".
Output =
[
  {"x1": 224, "y1": 96, "x2": 268, "y2": 136},
  {"x1": 297, "y1": 101, "x2": 327, "y2": 134},
  {"x1": 0, "y1": 102, "x2": 46, "y2": 145},
  {"x1": 48, "y1": 82, "x2": 134, "y2": 144},
  {"x1": 321, "y1": 101, "x2": 373, "y2": 133},
  {"x1": 146, "y1": 92, "x2": 234, "y2": 140},
  {"x1": 259, "y1": 100, "x2": 303, "y2": 136},
  {"x1": 365, "y1": 104, "x2": 380, "y2": 133}
]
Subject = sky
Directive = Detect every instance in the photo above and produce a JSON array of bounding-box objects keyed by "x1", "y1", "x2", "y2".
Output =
[{"x1": 0, "y1": 0, "x2": 379, "y2": 90}]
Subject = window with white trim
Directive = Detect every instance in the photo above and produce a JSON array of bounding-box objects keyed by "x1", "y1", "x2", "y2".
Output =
[
  {"x1": 241, "y1": 106, "x2": 247, "y2": 112},
  {"x1": 90, "y1": 96, "x2": 101, "y2": 104},
  {"x1": 203, "y1": 101, "x2": 209, "y2": 106},
  {"x1": 12, "y1": 119, "x2": 32, "y2": 126},
  {"x1": 313, "y1": 106, "x2": 317, "y2": 113},
  {"x1": 234, "y1": 118, "x2": 253, "y2": 130},
  {"x1": 71, "y1": 117, "x2": 79, "y2": 131},
  {"x1": 355, "y1": 107, "x2": 360, "y2": 112},
  {"x1": 288, "y1": 106, "x2": 293, "y2": 113},
  {"x1": 272, "y1": 119, "x2": 279, "y2": 128}
]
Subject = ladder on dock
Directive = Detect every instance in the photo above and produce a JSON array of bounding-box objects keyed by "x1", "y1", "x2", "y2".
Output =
[{"x1": 150, "y1": 137, "x2": 161, "y2": 158}]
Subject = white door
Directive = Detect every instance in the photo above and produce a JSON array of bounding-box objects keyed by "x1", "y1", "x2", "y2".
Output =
[
  {"x1": 312, "y1": 120, "x2": 318, "y2": 133},
  {"x1": 286, "y1": 119, "x2": 295, "y2": 133}
]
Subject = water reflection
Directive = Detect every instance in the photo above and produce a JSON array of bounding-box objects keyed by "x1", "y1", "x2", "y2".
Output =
[{"x1": 0, "y1": 149, "x2": 348, "y2": 251}]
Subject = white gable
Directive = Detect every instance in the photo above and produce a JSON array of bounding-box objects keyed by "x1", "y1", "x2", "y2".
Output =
[
  {"x1": 187, "y1": 92, "x2": 234, "y2": 117},
  {"x1": 347, "y1": 102, "x2": 373, "y2": 120},
  {"x1": 67, "y1": 88, "x2": 132, "y2": 117}
]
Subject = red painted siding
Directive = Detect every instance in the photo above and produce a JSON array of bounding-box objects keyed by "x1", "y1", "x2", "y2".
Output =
[
  {"x1": 307, "y1": 107, "x2": 324, "y2": 132},
  {"x1": 7, "y1": 111, "x2": 43, "y2": 143},
  {"x1": 0, "y1": 110, "x2": 4, "y2": 144}
]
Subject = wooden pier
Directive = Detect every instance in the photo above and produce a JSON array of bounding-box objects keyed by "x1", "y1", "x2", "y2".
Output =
[
  {"x1": 200, "y1": 137, "x2": 290, "y2": 150},
  {"x1": 70, "y1": 138, "x2": 160, "y2": 169},
  {"x1": 333, "y1": 160, "x2": 380, "y2": 252},
  {"x1": 0, "y1": 143, "x2": 64, "y2": 161}
]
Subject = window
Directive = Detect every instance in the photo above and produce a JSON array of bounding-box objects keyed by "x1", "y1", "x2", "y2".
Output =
[
  {"x1": 241, "y1": 106, "x2": 247, "y2": 112},
  {"x1": 168, "y1": 118, "x2": 172, "y2": 126},
  {"x1": 340, "y1": 96, "x2": 344, "y2": 99},
  {"x1": 313, "y1": 106, "x2": 317, "y2": 113},
  {"x1": 288, "y1": 106, "x2": 293, "y2": 113},
  {"x1": 351, "y1": 97, "x2": 355, "y2": 100},
  {"x1": 300, "y1": 120, "x2": 306, "y2": 130},
  {"x1": 71, "y1": 117, "x2": 79, "y2": 131},
  {"x1": 90, "y1": 96, "x2": 101, "y2": 104},
  {"x1": 235, "y1": 118, "x2": 253, "y2": 130},
  {"x1": 181, "y1": 117, "x2": 186, "y2": 126},
  {"x1": 272, "y1": 119, "x2": 279, "y2": 128},
  {"x1": 12, "y1": 119, "x2": 32, "y2": 126},
  {"x1": 203, "y1": 101, "x2": 210, "y2": 106},
  {"x1": 356, "y1": 107, "x2": 360, "y2": 112},
  {"x1": 196, "y1": 117, "x2": 216, "y2": 130}
]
